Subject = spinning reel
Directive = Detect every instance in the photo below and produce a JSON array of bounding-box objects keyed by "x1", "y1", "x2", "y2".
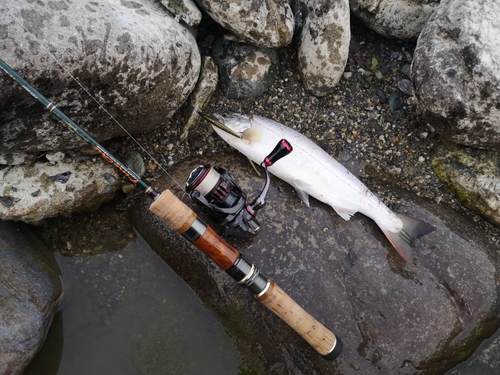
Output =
[{"x1": 185, "y1": 139, "x2": 293, "y2": 238}]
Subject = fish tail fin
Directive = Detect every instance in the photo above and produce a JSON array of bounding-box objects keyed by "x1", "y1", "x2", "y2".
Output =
[{"x1": 381, "y1": 214, "x2": 436, "y2": 263}]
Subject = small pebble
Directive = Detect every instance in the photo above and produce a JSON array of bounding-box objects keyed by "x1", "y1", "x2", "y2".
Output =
[{"x1": 46, "y1": 151, "x2": 65, "y2": 163}]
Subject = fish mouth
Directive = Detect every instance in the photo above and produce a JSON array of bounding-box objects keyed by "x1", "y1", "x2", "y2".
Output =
[{"x1": 199, "y1": 112, "x2": 241, "y2": 138}]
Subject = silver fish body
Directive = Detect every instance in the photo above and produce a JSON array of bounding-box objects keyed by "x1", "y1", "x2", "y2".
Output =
[{"x1": 209, "y1": 113, "x2": 435, "y2": 263}]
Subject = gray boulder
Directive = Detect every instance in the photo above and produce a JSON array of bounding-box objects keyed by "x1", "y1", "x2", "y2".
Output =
[
  {"x1": 159, "y1": 0, "x2": 202, "y2": 27},
  {"x1": 297, "y1": 0, "x2": 351, "y2": 97},
  {"x1": 412, "y1": 0, "x2": 500, "y2": 150},
  {"x1": 0, "y1": 156, "x2": 121, "y2": 224},
  {"x1": 350, "y1": 0, "x2": 439, "y2": 41},
  {"x1": 0, "y1": 0, "x2": 200, "y2": 153},
  {"x1": 196, "y1": 0, "x2": 294, "y2": 48},
  {"x1": 431, "y1": 138, "x2": 500, "y2": 229},
  {"x1": 0, "y1": 221, "x2": 62, "y2": 375},
  {"x1": 211, "y1": 38, "x2": 279, "y2": 100},
  {"x1": 130, "y1": 152, "x2": 500, "y2": 375},
  {"x1": 180, "y1": 56, "x2": 219, "y2": 140}
]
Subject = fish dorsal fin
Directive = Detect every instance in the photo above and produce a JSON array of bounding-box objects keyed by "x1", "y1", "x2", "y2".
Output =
[{"x1": 294, "y1": 179, "x2": 312, "y2": 207}]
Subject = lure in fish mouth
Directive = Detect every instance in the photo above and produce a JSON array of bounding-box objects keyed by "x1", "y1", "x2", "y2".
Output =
[
  {"x1": 199, "y1": 112, "x2": 242, "y2": 138},
  {"x1": 202, "y1": 112, "x2": 436, "y2": 264},
  {"x1": 200, "y1": 112, "x2": 262, "y2": 143}
]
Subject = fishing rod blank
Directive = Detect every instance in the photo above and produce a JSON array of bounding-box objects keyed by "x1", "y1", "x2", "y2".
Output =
[{"x1": 0, "y1": 58, "x2": 342, "y2": 360}]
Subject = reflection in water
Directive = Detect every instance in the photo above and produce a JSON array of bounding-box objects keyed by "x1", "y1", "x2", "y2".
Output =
[{"x1": 25, "y1": 233, "x2": 241, "y2": 375}]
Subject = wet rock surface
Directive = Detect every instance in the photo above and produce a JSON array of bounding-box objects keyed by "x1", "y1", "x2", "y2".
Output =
[
  {"x1": 129, "y1": 152, "x2": 500, "y2": 375},
  {"x1": 0, "y1": 221, "x2": 62, "y2": 375},
  {"x1": 412, "y1": 0, "x2": 500, "y2": 150},
  {"x1": 431, "y1": 138, "x2": 500, "y2": 229},
  {"x1": 0, "y1": 0, "x2": 200, "y2": 153}
]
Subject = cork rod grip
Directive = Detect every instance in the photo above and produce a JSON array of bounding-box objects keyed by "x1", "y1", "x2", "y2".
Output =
[
  {"x1": 149, "y1": 189, "x2": 197, "y2": 232},
  {"x1": 257, "y1": 281, "x2": 341, "y2": 358}
]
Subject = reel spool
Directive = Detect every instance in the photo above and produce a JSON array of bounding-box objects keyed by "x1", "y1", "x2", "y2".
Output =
[{"x1": 186, "y1": 139, "x2": 292, "y2": 238}]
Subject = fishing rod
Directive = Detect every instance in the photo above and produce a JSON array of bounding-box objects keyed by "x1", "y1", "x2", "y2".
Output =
[{"x1": 0, "y1": 58, "x2": 342, "y2": 360}]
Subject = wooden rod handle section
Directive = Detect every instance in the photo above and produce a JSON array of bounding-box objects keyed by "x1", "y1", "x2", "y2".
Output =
[
  {"x1": 257, "y1": 281, "x2": 342, "y2": 359},
  {"x1": 149, "y1": 189, "x2": 239, "y2": 269},
  {"x1": 150, "y1": 189, "x2": 342, "y2": 360}
]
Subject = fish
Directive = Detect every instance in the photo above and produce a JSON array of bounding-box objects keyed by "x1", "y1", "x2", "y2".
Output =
[{"x1": 203, "y1": 112, "x2": 435, "y2": 263}]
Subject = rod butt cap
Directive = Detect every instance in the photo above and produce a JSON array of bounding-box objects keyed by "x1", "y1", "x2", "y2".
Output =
[{"x1": 323, "y1": 337, "x2": 343, "y2": 361}]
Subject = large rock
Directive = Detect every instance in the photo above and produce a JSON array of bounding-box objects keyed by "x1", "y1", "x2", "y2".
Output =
[
  {"x1": 297, "y1": 0, "x2": 351, "y2": 97},
  {"x1": 196, "y1": 0, "x2": 294, "y2": 48},
  {"x1": 412, "y1": 0, "x2": 500, "y2": 150},
  {"x1": 350, "y1": 0, "x2": 439, "y2": 41},
  {"x1": 0, "y1": 156, "x2": 121, "y2": 224},
  {"x1": 159, "y1": 0, "x2": 202, "y2": 27},
  {"x1": 211, "y1": 38, "x2": 280, "y2": 100},
  {"x1": 431, "y1": 138, "x2": 500, "y2": 229},
  {"x1": 0, "y1": 221, "x2": 62, "y2": 375},
  {"x1": 180, "y1": 56, "x2": 219, "y2": 140},
  {"x1": 130, "y1": 152, "x2": 500, "y2": 375},
  {"x1": 0, "y1": 0, "x2": 200, "y2": 153}
]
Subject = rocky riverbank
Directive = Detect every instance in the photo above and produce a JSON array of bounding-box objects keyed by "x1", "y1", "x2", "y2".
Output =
[{"x1": 2, "y1": 0, "x2": 500, "y2": 373}]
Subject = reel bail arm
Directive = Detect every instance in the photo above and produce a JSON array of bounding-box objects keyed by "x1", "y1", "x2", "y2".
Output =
[{"x1": 248, "y1": 139, "x2": 293, "y2": 213}]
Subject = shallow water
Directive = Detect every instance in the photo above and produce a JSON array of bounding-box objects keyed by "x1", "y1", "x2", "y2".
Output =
[{"x1": 25, "y1": 232, "x2": 242, "y2": 375}]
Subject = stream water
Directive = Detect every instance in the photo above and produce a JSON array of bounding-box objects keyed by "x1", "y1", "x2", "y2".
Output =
[{"x1": 24, "y1": 230, "x2": 242, "y2": 375}]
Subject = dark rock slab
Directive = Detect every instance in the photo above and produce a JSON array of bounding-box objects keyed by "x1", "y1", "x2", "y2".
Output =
[
  {"x1": 129, "y1": 152, "x2": 500, "y2": 374},
  {"x1": 0, "y1": 221, "x2": 62, "y2": 375}
]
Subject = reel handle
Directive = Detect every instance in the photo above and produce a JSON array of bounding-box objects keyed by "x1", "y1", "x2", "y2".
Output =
[
  {"x1": 150, "y1": 189, "x2": 342, "y2": 360},
  {"x1": 263, "y1": 139, "x2": 293, "y2": 167}
]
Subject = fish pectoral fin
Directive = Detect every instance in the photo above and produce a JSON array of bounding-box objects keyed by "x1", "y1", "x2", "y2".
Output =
[
  {"x1": 294, "y1": 188, "x2": 310, "y2": 207},
  {"x1": 381, "y1": 214, "x2": 436, "y2": 264},
  {"x1": 241, "y1": 127, "x2": 262, "y2": 143},
  {"x1": 293, "y1": 180, "x2": 312, "y2": 207},
  {"x1": 332, "y1": 207, "x2": 355, "y2": 221}
]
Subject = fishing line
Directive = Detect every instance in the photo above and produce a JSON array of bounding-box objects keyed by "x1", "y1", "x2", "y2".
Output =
[
  {"x1": 1, "y1": 6, "x2": 187, "y2": 195},
  {"x1": 1, "y1": 8, "x2": 346, "y2": 358}
]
